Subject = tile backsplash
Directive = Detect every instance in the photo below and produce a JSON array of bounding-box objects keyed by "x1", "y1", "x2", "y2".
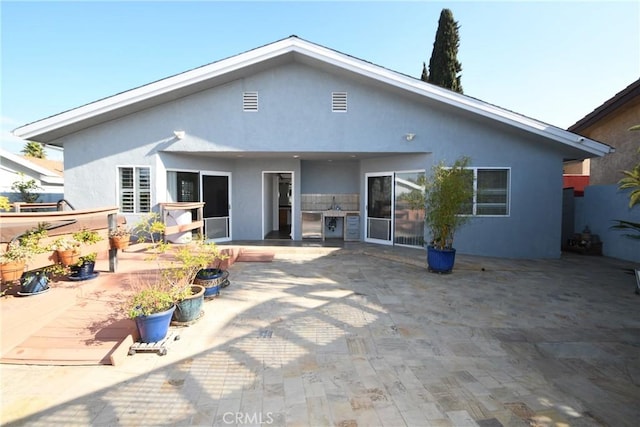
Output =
[{"x1": 301, "y1": 194, "x2": 359, "y2": 211}]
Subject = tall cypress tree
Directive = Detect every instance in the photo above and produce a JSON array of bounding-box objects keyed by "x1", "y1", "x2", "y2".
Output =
[
  {"x1": 427, "y1": 8, "x2": 463, "y2": 93},
  {"x1": 420, "y1": 62, "x2": 428, "y2": 82}
]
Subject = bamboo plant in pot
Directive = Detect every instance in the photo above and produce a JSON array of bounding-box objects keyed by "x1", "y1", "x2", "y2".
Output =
[{"x1": 424, "y1": 156, "x2": 473, "y2": 273}]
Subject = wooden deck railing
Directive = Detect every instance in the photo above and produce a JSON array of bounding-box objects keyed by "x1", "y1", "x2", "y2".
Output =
[
  {"x1": 0, "y1": 206, "x2": 121, "y2": 273},
  {"x1": 159, "y1": 202, "x2": 204, "y2": 242}
]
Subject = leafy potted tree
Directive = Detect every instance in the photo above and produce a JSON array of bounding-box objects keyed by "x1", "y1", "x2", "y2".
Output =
[
  {"x1": 424, "y1": 156, "x2": 473, "y2": 273},
  {"x1": 125, "y1": 214, "x2": 206, "y2": 341},
  {"x1": 164, "y1": 245, "x2": 209, "y2": 324}
]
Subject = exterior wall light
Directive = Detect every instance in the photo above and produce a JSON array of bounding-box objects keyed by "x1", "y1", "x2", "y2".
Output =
[
  {"x1": 405, "y1": 133, "x2": 416, "y2": 141},
  {"x1": 173, "y1": 130, "x2": 186, "y2": 139}
]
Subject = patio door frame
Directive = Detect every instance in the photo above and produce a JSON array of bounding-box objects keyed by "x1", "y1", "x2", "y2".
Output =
[
  {"x1": 365, "y1": 171, "x2": 394, "y2": 245},
  {"x1": 200, "y1": 171, "x2": 232, "y2": 243},
  {"x1": 365, "y1": 169, "x2": 426, "y2": 247},
  {"x1": 261, "y1": 170, "x2": 295, "y2": 240}
]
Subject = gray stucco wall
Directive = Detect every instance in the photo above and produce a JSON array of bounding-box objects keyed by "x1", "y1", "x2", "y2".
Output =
[
  {"x1": 575, "y1": 185, "x2": 640, "y2": 263},
  {"x1": 301, "y1": 160, "x2": 359, "y2": 194},
  {"x1": 56, "y1": 59, "x2": 576, "y2": 258}
]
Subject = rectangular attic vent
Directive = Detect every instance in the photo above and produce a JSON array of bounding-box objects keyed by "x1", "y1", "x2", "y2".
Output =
[
  {"x1": 243, "y1": 91, "x2": 258, "y2": 111},
  {"x1": 332, "y1": 92, "x2": 347, "y2": 112}
]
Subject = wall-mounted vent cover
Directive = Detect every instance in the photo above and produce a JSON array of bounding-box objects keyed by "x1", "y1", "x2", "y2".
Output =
[
  {"x1": 332, "y1": 92, "x2": 347, "y2": 112},
  {"x1": 243, "y1": 91, "x2": 258, "y2": 111}
]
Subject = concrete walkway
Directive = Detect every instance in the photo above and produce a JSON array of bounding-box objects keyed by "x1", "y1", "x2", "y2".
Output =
[{"x1": 1, "y1": 243, "x2": 639, "y2": 426}]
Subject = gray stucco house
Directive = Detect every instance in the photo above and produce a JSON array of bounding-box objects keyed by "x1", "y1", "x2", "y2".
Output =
[{"x1": 13, "y1": 36, "x2": 611, "y2": 258}]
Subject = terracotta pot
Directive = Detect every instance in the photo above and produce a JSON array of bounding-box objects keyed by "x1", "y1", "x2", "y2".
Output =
[
  {"x1": 56, "y1": 249, "x2": 79, "y2": 267},
  {"x1": 109, "y1": 235, "x2": 130, "y2": 250},
  {"x1": 1, "y1": 260, "x2": 26, "y2": 283}
]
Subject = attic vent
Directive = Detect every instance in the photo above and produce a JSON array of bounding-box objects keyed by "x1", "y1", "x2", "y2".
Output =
[
  {"x1": 332, "y1": 92, "x2": 347, "y2": 112},
  {"x1": 243, "y1": 91, "x2": 258, "y2": 111}
]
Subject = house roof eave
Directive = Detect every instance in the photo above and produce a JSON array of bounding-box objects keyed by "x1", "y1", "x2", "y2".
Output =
[{"x1": 12, "y1": 36, "x2": 613, "y2": 158}]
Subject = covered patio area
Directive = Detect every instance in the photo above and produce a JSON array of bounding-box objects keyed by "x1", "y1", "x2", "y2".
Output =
[{"x1": 1, "y1": 243, "x2": 639, "y2": 426}]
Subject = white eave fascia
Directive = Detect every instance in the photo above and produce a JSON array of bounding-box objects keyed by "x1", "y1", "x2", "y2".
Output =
[
  {"x1": 288, "y1": 40, "x2": 612, "y2": 158},
  {"x1": 294, "y1": 40, "x2": 611, "y2": 157},
  {"x1": 39, "y1": 174, "x2": 64, "y2": 185},
  {"x1": 13, "y1": 36, "x2": 612, "y2": 158},
  {"x1": 13, "y1": 38, "x2": 301, "y2": 140}
]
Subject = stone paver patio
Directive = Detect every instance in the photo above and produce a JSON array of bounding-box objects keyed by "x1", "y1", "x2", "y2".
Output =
[{"x1": 1, "y1": 243, "x2": 639, "y2": 426}]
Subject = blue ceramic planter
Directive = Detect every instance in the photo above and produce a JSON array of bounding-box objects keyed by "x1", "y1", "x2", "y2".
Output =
[
  {"x1": 70, "y1": 261, "x2": 97, "y2": 280},
  {"x1": 19, "y1": 271, "x2": 50, "y2": 295},
  {"x1": 173, "y1": 285, "x2": 205, "y2": 323},
  {"x1": 195, "y1": 268, "x2": 229, "y2": 297},
  {"x1": 426, "y1": 246, "x2": 456, "y2": 273},
  {"x1": 135, "y1": 305, "x2": 176, "y2": 343}
]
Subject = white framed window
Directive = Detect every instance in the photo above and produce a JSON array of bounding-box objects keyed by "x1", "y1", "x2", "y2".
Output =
[
  {"x1": 243, "y1": 91, "x2": 258, "y2": 111},
  {"x1": 332, "y1": 91, "x2": 347, "y2": 112},
  {"x1": 460, "y1": 168, "x2": 510, "y2": 216},
  {"x1": 118, "y1": 166, "x2": 151, "y2": 213}
]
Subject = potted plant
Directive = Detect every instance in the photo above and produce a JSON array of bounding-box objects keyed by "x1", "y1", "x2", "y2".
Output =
[
  {"x1": 50, "y1": 237, "x2": 80, "y2": 267},
  {"x1": 69, "y1": 253, "x2": 99, "y2": 280},
  {"x1": 164, "y1": 245, "x2": 209, "y2": 323},
  {"x1": 68, "y1": 228, "x2": 102, "y2": 280},
  {"x1": 18, "y1": 270, "x2": 50, "y2": 295},
  {"x1": 1, "y1": 225, "x2": 49, "y2": 283},
  {"x1": 109, "y1": 226, "x2": 131, "y2": 250},
  {"x1": 19, "y1": 262, "x2": 69, "y2": 296},
  {"x1": 424, "y1": 156, "x2": 473, "y2": 273},
  {"x1": 193, "y1": 240, "x2": 230, "y2": 297},
  {"x1": 125, "y1": 280, "x2": 176, "y2": 343}
]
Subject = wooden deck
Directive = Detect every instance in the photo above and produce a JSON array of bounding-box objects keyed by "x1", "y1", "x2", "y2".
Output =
[{"x1": 0, "y1": 244, "x2": 274, "y2": 366}]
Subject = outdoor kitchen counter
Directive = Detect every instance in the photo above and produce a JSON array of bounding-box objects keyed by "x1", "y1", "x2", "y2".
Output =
[{"x1": 321, "y1": 210, "x2": 360, "y2": 241}]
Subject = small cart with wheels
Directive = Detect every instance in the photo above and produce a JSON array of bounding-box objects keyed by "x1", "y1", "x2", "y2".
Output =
[{"x1": 128, "y1": 330, "x2": 180, "y2": 356}]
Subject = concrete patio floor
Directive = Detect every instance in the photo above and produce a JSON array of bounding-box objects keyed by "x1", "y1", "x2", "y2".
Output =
[{"x1": 1, "y1": 243, "x2": 639, "y2": 426}]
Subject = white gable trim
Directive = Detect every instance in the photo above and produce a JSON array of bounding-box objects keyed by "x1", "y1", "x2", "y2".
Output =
[{"x1": 13, "y1": 36, "x2": 611, "y2": 157}]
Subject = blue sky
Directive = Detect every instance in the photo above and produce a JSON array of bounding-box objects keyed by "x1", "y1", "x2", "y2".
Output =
[{"x1": 1, "y1": 1, "x2": 638, "y2": 161}]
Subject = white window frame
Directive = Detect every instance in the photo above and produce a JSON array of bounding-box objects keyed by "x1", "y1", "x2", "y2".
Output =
[
  {"x1": 117, "y1": 166, "x2": 151, "y2": 213},
  {"x1": 464, "y1": 167, "x2": 511, "y2": 217}
]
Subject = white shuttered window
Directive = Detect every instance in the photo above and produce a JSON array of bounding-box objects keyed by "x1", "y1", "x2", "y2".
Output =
[{"x1": 119, "y1": 167, "x2": 151, "y2": 213}]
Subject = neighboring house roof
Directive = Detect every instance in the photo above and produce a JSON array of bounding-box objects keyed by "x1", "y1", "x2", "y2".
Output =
[
  {"x1": 568, "y1": 78, "x2": 640, "y2": 133},
  {"x1": 0, "y1": 148, "x2": 64, "y2": 185},
  {"x1": 21, "y1": 156, "x2": 64, "y2": 177},
  {"x1": 13, "y1": 35, "x2": 611, "y2": 158}
]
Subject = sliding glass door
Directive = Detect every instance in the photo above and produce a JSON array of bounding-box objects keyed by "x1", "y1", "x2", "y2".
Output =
[{"x1": 365, "y1": 171, "x2": 425, "y2": 247}]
